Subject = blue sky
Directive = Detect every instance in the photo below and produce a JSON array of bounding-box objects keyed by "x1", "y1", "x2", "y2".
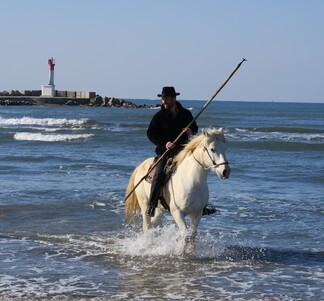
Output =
[{"x1": 0, "y1": 0, "x2": 323, "y2": 102}]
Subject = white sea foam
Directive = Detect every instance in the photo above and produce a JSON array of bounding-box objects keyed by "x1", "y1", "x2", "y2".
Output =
[
  {"x1": 0, "y1": 116, "x2": 88, "y2": 127},
  {"x1": 2, "y1": 229, "x2": 322, "y2": 300},
  {"x1": 118, "y1": 225, "x2": 187, "y2": 257},
  {"x1": 32, "y1": 226, "x2": 228, "y2": 259},
  {"x1": 13, "y1": 132, "x2": 93, "y2": 142},
  {"x1": 90, "y1": 201, "x2": 106, "y2": 208},
  {"x1": 228, "y1": 128, "x2": 324, "y2": 143},
  {"x1": 111, "y1": 225, "x2": 230, "y2": 259}
]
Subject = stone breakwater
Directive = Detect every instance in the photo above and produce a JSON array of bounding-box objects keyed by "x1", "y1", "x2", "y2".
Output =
[{"x1": 0, "y1": 91, "x2": 159, "y2": 108}]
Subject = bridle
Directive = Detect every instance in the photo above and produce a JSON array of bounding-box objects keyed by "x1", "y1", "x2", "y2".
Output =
[{"x1": 193, "y1": 146, "x2": 229, "y2": 171}]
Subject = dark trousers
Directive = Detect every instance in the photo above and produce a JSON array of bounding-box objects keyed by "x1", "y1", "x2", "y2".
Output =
[{"x1": 148, "y1": 155, "x2": 167, "y2": 207}]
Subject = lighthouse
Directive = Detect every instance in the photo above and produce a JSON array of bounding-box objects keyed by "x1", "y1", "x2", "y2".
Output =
[
  {"x1": 48, "y1": 58, "x2": 55, "y2": 85},
  {"x1": 41, "y1": 57, "x2": 56, "y2": 97}
]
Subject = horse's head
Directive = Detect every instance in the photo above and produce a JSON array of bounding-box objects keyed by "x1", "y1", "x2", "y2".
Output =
[{"x1": 201, "y1": 128, "x2": 231, "y2": 179}]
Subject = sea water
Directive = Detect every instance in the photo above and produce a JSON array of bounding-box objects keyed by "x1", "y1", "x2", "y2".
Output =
[{"x1": 0, "y1": 100, "x2": 323, "y2": 300}]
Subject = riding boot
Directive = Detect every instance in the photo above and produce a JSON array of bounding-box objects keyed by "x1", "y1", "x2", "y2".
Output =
[
  {"x1": 202, "y1": 203, "x2": 217, "y2": 215},
  {"x1": 145, "y1": 156, "x2": 167, "y2": 217},
  {"x1": 145, "y1": 181, "x2": 161, "y2": 217}
]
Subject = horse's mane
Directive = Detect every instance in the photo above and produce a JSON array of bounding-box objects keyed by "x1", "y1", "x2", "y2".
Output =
[{"x1": 173, "y1": 128, "x2": 225, "y2": 166}]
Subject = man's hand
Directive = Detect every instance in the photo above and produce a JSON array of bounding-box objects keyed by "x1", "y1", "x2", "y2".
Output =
[{"x1": 166, "y1": 142, "x2": 175, "y2": 150}]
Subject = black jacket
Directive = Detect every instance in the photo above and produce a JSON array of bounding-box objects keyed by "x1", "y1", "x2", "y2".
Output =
[{"x1": 147, "y1": 101, "x2": 198, "y2": 156}]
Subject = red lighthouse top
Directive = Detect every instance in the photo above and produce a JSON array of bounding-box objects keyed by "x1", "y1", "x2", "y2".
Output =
[{"x1": 48, "y1": 57, "x2": 55, "y2": 70}]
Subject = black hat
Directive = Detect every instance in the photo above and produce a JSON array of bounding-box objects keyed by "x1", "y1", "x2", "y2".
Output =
[{"x1": 157, "y1": 86, "x2": 180, "y2": 97}]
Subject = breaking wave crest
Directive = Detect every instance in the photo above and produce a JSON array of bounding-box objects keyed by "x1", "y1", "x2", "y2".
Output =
[
  {"x1": 13, "y1": 132, "x2": 93, "y2": 142},
  {"x1": 0, "y1": 117, "x2": 89, "y2": 127},
  {"x1": 226, "y1": 126, "x2": 324, "y2": 145},
  {"x1": 0, "y1": 116, "x2": 95, "y2": 142}
]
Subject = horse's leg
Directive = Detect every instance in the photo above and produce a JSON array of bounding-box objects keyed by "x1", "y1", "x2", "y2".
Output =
[
  {"x1": 142, "y1": 207, "x2": 164, "y2": 231},
  {"x1": 186, "y1": 213, "x2": 202, "y2": 250},
  {"x1": 142, "y1": 212, "x2": 152, "y2": 233},
  {"x1": 151, "y1": 208, "x2": 164, "y2": 226},
  {"x1": 137, "y1": 176, "x2": 154, "y2": 233},
  {"x1": 171, "y1": 210, "x2": 188, "y2": 235},
  {"x1": 139, "y1": 193, "x2": 152, "y2": 233}
]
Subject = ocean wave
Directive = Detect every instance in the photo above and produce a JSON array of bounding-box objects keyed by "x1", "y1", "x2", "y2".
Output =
[
  {"x1": 230, "y1": 140, "x2": 324, "y2": 151},
  {"x1": 252, "y1": 127, "x2": 324, "y2": 134},
  {"x1": 13, "y1": 132, "x2": 94, "y2": 142},
  {"x1": 0, "y1": 117, "x2": 89, "y2": 127},
  {"x1": 228, "y1": 127, "x2": 324, "y2": 144}
]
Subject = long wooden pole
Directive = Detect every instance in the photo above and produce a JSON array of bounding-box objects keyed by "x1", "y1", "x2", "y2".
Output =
[{"x1": 124, "y1": 58, "x2": 246, "y2": 202}]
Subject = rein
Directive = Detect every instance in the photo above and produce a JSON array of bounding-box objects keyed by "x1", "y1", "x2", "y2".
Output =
[{"x1": 193, "y1": 146, "x2": 229, "y2": 171}]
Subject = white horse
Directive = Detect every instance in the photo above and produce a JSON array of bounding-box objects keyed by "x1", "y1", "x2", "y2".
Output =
[{"x1": 125, "y1": 128, "x2": 231, "y2": 239}]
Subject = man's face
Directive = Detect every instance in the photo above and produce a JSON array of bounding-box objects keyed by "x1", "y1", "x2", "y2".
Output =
[{"x1": 162, "y1": 96, "x2": 176, "y2": 110}]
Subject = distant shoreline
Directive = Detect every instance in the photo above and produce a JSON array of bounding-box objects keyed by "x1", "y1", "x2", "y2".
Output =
[{"x1": 0, "y1": 96, "x2": 159, "y2": 108}]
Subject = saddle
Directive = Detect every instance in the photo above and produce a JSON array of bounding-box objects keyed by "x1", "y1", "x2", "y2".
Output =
[{"x1": 145, "y1": 157, "x2": 174, "y2": 184}]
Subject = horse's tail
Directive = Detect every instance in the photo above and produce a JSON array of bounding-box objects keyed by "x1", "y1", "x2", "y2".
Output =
[{"x1": 125, "y1": 166, "x2": 141, "y2": 225}]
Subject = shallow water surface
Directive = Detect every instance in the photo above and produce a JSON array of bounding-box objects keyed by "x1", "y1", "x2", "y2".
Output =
[{"x1": 0, "y1": 101, "x2": 323, "y2": 300}]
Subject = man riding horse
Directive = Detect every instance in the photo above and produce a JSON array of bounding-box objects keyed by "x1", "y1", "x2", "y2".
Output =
[{"x1": 145, "y1": 86, "x2": 216, "y2": 217}]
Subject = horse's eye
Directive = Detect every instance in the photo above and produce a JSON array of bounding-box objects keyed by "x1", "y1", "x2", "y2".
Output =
[{"x1": 210, "y1": 148, "x2": 215, "y2": 152}]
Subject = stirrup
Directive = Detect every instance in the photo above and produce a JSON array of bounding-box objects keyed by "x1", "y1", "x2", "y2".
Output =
[
  {"x1": 202, "y1": 203, "x2": 217, "y2": 216},
  {"x1": 145, "y1": 205, "x2": 156, "y2": 217}
]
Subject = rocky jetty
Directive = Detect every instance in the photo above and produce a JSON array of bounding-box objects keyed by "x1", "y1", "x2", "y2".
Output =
[
  {"x1": 0, "y1": 97, "x2": 36, "y2": 106},
  {"x1": 0, "y1": 90, "x2": 159, "y2": 108},
  {"x1": 88, "y1": 96, "x2": 158, "y2": 108}
]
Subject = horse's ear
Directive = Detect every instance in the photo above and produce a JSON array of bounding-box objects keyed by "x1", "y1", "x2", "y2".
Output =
[{"x1": 202, "y1": 129, "x2": 210, "y2": 138}]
